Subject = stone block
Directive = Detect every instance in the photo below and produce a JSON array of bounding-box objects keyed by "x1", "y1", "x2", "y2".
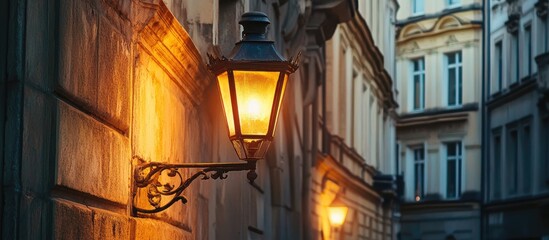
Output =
[
  {"x1": 26, "y1": 0, "x2": 54, "y2": 89},
  {"x1": 53, "y1": 199, "x2": 93, "y2": 240},
  {"x1": 58, "y1": 0, "x2": 98, "y2": 106},
  {"x1": 97, "y1": 17, "x2": 131, "y2": 130},
  {"x1": 18, "y1": 195, "x2": 52, "y2": 239},
  {"x1": 22, "y1": 86, "x2": 54, "y2": 193},
  {"x1": 92, "y1": 208, "x2": 130, "y2": 239},
  {"x1": 56, "y1": 100, "x2": 130, "y2": 204},
  {"x1": 133, "y1": 217, "x2": 193, "y2": 240}
]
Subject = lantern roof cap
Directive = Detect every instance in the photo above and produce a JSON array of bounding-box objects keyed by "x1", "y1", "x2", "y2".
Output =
[{"x1": 207, "y1": 12, "x2": 300, "y2": 73}]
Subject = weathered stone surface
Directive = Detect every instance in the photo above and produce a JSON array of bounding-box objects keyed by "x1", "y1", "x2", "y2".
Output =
[
  {"x1": 25, "y1": 0, "x2": 53, "y2": 89},
  {"x1": 53, "y1": 199, "x2": 93, "y2": 240},
  {"x1": 58, "y1": 0, "x2": 98, "y2": 106},
  {"x1": 97, "y1": 16, "x2": 131, "y2": 130},
  {"x1": 92, "y1": 208, "x2": 130, "y2": 239},
  {"x1": 132, "y1": 48, "x2": 200, "y2": 225},
  {"x1": 56, "y1": 100, "x2": 130, "y2": 204},
  {"x1": 133, "y1": 217, "x2": 193, "y2": 240},
  {"x1": 18, "y1": 195, "x2": 52, "y2": 239},
  {"x1": 22, "y1": 86, "x2": 54, "y2": 193}
]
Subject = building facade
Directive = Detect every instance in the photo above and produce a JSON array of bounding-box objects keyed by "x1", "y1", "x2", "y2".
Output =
[
  {"x1": 395, "y1": 0, "x2": 483, "y2": 239},
  {"x1": 483, "y1": 0, "x2": 549, "y2": 238},
  {"x1": 0, "y1": 0, "x2": 399, "y2": 239},
  {"x1": 314, "y1": 0, "x2": 400, "y2": 239}
]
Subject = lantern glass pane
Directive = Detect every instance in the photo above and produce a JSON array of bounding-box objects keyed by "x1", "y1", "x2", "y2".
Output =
[
  {"x1": 271, "y1": 73, "x2": 288, "y2": 136},
  {"x1": 217, "y1": 71, "x2": 236, "y2": 136},
  {"x1": 233, "y1": 71, "x2": 280, "y2": 135}
]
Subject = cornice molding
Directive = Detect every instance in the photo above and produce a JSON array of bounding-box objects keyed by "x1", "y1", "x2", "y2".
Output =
[{"x1": 135, "y1": 1, "x2": 211, "y2": 106}]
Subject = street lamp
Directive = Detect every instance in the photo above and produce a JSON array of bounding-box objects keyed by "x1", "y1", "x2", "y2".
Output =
[
  {"x1": 327, "y1": 202, "x2": 348, "y2": 240},
  {"x1": 209, "y1": 11, "x2": 299, "y2": 160},
  {"x1": 131, "y1": 11, "x2": 299, "y2": 215},
  {"x1": 327, "y1": 206, "x2": 348, "y2": 227}
]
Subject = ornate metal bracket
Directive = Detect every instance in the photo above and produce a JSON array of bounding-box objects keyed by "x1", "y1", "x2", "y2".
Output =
[{"x1": 131, "y1": 160, "x2": 257, "y2": 215}]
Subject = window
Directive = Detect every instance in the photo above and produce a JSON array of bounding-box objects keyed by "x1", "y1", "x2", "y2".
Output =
[
  {"x1": 495, "y1": 41, "x2": 503, "y2": 92},
  {"x1": 492, "y1": 133, "x2": 502, "y2": 200},
  {"x1": 446, "y1": 142, "x2": 462, "y2": 199},
  {"x1": 447, "y1": 0, "x2": 460, "y2": 8},
  {"x1": 543, "y1": 118, "x2": 549, "y2": 187},
  {"x1": 507, "y1": 129, "x2": 518, "y2": 195},
  {"x1": 411, "y1": 58, "x2": 425, "y2": 110},
  {"x1": 522, "y1": 124, "x2": 531, "y2": 194},
  {"x1": 540, "y1": 14, "x2": 549, "y2": 52},
  {"x1": 511, "y1": 33, "x2": 519, "y2": 84},
  {"x1": 446, "y1": 52, "x2": 462, "y2": 106},
  {"x1": 413, "y1": 146, "x2": 425, "y2": 201},
  {"x1": 542, "y1": 17, "x2": 548, "y2": 53},
  {"x1": 412, "y1": 0, "x2": 424, "y2": 15},
  {"x1": 524, "y1": 25, "x2": 532, "y2": 78}
]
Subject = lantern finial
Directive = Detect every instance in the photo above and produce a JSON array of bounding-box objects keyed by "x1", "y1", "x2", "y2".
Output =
[{"x1": 239, "y1": 11, "x2": 270, "y2": 41}]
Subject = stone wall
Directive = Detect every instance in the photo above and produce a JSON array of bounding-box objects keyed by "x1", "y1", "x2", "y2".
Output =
[{"x1": 2, "y1": 0, "x2": 214, "y2": 238}]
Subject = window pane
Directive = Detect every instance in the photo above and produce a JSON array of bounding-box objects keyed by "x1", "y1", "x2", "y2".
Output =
[
  {"x1": 523, "y1": 126, "x2": 531, "y2": 193},
  {"x1": 448, "y1": 68, "x2": 456, "y2": 105},
  {"x1": 493, "y1": 135, "x2": 501, "y2": 199},
  {"x1": 448, "y1": 53, "x2": 456, "y2": 65},
  {"x1": 508, "y1": 130, "x2": 518, "y2": 194},
  {"x1": 447, "y1": 160, "x2": 456, "y2": 198},
  {"x1": 413, "y1": 0, "x2": 424, "y2": 13},
  {"x1": 458, "y1": 65, "x2": 462, "y2": 104},
  {"x1": 496, "y1": 42, "x2": 503, "y2": 90},
  {"x1": 414, "y1": 76, "x2": 421, "y2": 109},
  {"x1": 447, "y1": 142, "x2": 456, "y2": 156}
]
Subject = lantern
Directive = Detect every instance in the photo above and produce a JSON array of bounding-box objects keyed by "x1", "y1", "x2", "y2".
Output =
[
  {"x1": 327, "y1": 206, "x2": 348, "y2": 227},
  {"x1": 208, "y1": 12, "x2": 299, "y2": 160}
]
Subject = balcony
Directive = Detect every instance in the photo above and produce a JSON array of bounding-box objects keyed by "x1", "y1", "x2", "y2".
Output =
[{"x1": 318, "y1": 121, "x2": 399, "y2": 200}]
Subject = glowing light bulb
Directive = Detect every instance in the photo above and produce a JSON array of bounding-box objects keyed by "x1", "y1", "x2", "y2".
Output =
[
  {"x1": 328, "y1": 207, "x2": 348, "y2": 227},
  {"x1": 247, "y1": 98, "x2": 261, "y2": 118}
]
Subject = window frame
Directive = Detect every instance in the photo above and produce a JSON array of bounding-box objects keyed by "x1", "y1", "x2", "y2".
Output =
[
  {"x1": 506, "y1": 124, "x2": 519, "y2": 196},
  {"x1": 511, "y1": 32, "x2": 520, "y2": 84},
  {"x1": 412, "y1": 145, "x2": 426, "y2": 201},
  {"x1": 444, "y1": 51, "x2": 463, "y2": 107},
  {"x1": 491, "y1": 128, "x2": 502, "y2": 201},
  {"x1": 520, "y1": 118, "x2": 532, "y2": 195},
  {"x1": 541, "y1": 116, "x2": 549, "y2": 190},
  {"x1": 494, "y1": 41, "x2": 503, "y2": 93},
  {"x1": 410, "y1": 57, "x2": 425, "y2": 111},
  {"x1": 523, "y1": 24, "x2": 533, "y2": 79},
  {"x1": 444, "y1": 141, "x2": 463, "y2": 199}
]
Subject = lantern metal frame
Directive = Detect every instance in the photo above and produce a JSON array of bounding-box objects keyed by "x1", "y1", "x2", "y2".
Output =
[
  {"x1": 208, "y1": 11, "x2": 300, "y2": 160},
  {"x1": 130, "y1": 11, "x2": 299, "y2": 216}
]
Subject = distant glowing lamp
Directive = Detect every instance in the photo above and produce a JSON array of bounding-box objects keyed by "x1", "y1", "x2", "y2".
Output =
[
  {"x1": 328, "y1": 206, "x2": 348, "y2": 227},
  {"x1": 208, "y1": 12, "x2": 300, "y2": 160}
]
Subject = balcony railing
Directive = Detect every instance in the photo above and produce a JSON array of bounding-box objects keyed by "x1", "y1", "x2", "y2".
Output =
[{"x1": 318, "y1": 120, "x2": 377, "y2": 185}]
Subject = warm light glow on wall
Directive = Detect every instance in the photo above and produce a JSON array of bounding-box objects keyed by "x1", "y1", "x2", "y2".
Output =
[{"x1": 328, "y1": 207, "x2": 348, "y2": 227}]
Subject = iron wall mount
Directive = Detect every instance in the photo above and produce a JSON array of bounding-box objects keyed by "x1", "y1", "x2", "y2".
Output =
[{"x1": 131, "y1": 160, "x2": 257, "y2": 215}]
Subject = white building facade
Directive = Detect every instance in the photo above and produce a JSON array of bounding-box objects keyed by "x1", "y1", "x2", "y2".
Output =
[{"x1": 395, "y1": 0, "x2": 483, "y2": 239}]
